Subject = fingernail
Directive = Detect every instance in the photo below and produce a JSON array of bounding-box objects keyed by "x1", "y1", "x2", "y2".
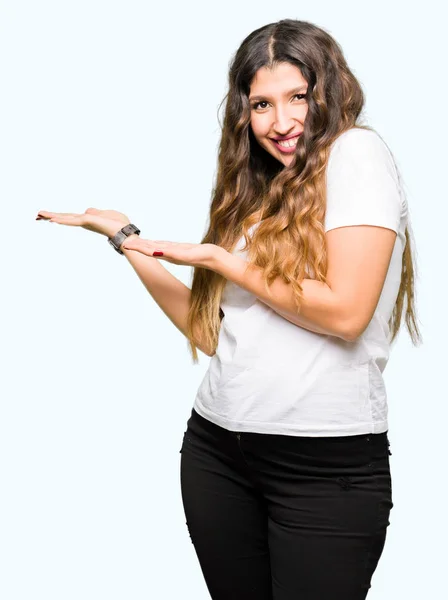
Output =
[{"x1": 153, "y1": 251, "x2": 164, "y2": 256}]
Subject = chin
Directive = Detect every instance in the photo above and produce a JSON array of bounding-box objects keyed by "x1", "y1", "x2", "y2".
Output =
[
  {"x1": 280, "y1": 155, "x2": 293, "y2": 165},
  {"x1": 277, "y1": 153, "x2": 295, "y2": 168},
  {"x1": 262, "y1": 143, "x2": 295, "y2": 167}
]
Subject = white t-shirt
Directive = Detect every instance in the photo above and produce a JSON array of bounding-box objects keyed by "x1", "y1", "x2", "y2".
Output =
[{"x1": 193, "y1": 127, "x2": 408, "y2": 436}]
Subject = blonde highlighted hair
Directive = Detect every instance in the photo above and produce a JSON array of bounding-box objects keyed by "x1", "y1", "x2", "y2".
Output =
[{"x1": 186, "y1": 19, "x2": 422, "y2": 363}]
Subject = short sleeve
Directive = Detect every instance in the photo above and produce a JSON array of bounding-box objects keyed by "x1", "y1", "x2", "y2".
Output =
[{"x1": 324, "y1": 129, "x2": 402, "y2": 233}]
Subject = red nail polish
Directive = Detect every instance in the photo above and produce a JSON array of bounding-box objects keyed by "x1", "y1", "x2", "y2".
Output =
[{"x1": 153, "y1": 251, "x2": 164, "y2": 256}]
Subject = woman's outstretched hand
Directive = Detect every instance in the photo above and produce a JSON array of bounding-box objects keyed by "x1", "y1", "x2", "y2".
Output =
[
  {"x1": 36, "y1": 208, "x2": 223, "y2": 270},
  {"x1": 121, "y1": 237, "x2": 222, "y2": 271},
  {"x1": 35, "y1": 207, "x2": 130, "y2": 238}
]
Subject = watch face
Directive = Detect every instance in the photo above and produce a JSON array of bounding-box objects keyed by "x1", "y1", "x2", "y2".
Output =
[
  {"x1": 108, "y1": 225, "x2": 139, "y2": 254},
  {"x1": 124, "y1": 224, "x2": 140, "y2": 235}
]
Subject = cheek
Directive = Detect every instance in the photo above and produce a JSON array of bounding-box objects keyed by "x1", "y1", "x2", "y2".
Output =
[
  {"x1": 250, "y1": 114, "x2": 269, "y2": 138},
  {"x1": 251, "y1": 126, "x2": 263, "y2": 145}
]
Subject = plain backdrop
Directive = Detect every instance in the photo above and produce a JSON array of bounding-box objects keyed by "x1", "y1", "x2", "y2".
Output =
[{"x1": 0, "y1": 1, "x2": 445, "y2": 598}]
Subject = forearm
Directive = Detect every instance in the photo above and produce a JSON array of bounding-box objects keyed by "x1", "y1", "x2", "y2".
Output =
[
  {"x1": 212, "y1": 247, "x2": 349, "y2": 340},
  {"x1": 122, "y1": 235, "x2": 213, "y2": 356}
]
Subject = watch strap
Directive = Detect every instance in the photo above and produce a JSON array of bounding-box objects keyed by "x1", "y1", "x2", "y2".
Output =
[{"x1": 108, "y1": 223, "x2": 141, "y2": 254}]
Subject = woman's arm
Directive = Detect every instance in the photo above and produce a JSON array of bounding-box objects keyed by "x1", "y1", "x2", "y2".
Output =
[
  {"x1": 212, "y1": 246, "x2": 345, "y2": 339},
  {"x1": 210, "y1": 224, "x2": 398, "y2": 342},
  {"x1": 122, "y1": 234, "x2": 214, "y2": 356}
]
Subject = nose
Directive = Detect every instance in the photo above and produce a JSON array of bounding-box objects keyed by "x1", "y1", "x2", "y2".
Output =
[{"x1": 272, "y1": 105, "x2": 296, "y2": 136}]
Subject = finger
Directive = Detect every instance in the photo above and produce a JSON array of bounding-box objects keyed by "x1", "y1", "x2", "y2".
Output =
[
  {"x1": 38, "y1": 211, "x2": 81, "y2": 217},
  {"x1": 122, "y1": 239, "x2": 150, "y2": 251},
  {"x1": 122, "y1": 238, "x2": 162, "y2": 251},
  {"x1": 124, "y1": 237, "x2": 153, "y2": 245},
  {"x1": 37, "y1": 211, "x2": 81, "y2": 220},
  {"x1": 47, "y1": 215, "x2": 86, "y2": 226},
  {"x1": 36, "y1": 211, "x2": 57, "y2": 220},
  {"x1": 123, "y1": 244, "x2": 157, "y2": 257}
]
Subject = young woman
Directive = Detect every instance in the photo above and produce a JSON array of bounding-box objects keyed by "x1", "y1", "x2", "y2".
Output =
[{"x1": 37, "y1": 18, "x2": 421, "y2": 600}]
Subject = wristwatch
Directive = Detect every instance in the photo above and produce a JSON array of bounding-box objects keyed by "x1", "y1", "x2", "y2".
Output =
[{"x1": 108, "y1": 223, "x2": 141, "y2": 255}]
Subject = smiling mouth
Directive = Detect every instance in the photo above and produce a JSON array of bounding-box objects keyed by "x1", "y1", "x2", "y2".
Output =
[{"x1": 270, "y1": 133, "x2": 302, "y2": 153}]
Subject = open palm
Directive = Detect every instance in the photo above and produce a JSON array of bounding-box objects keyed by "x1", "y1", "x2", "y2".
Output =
[
  {"x1": 36, "y1": 207, "x2": 130, "y2": 238},
  {"x1": 122, "y1": 237, "x2": 219, "y2": 269}
]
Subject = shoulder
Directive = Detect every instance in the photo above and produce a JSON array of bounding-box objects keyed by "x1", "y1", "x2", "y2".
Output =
[
  {"x1": 327, "y1": 127, "x2": 400, "y2": 187},
  {"x1": 324, "y1": 126, "x2": 405, "y2": 234},
  {"x1": 328, "y1": 127, "x2": 396, "y2": 170}
]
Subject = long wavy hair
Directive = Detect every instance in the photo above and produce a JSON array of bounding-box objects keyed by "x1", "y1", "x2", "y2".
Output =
[{"x1": 186, "y1": 18, "x2": 422, "y2": 363}]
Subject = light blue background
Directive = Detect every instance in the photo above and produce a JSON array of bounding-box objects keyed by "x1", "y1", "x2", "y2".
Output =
[{"x1": 0, "y1": 1, "x2": 444, "y2": 598}]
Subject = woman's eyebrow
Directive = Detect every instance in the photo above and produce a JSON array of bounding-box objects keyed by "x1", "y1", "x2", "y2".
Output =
[{"x1": 249, "y1": 85, "x2": 308, "y2": 102}]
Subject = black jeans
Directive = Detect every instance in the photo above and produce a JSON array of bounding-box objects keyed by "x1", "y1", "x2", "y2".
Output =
[{"x1": 179, "y1": 407, "x2": 393, "y2": 600}]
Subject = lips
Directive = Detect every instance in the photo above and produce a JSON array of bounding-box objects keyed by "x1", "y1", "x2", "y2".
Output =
[
  {"x1": 271, "y1": 132, "x2": 302, "y2": 141},
  {"x1": 270, "y1": 133, "x2": 302, "y2": 153}
]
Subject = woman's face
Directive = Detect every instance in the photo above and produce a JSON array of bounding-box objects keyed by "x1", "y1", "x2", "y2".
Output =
[{"x1": 249, "y1": 62, "x2": 309, "y2": 167}]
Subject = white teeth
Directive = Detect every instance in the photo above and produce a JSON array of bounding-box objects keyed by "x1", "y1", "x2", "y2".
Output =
[{"x1": 276, "y1": 135, "x2": 299, "y2": 148}]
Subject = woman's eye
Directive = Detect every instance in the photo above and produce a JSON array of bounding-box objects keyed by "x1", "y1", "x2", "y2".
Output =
[{"x1": 251, "y1": 93, "x2": 307, "y2": 111}]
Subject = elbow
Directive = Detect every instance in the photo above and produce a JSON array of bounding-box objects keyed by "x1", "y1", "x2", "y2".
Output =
[
  {"x1": 338, "y1": 315, "x2": 368, "y2": 343},
  {"x1": 340, "y1": 329, "x2": 362, "y2": 343}
]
